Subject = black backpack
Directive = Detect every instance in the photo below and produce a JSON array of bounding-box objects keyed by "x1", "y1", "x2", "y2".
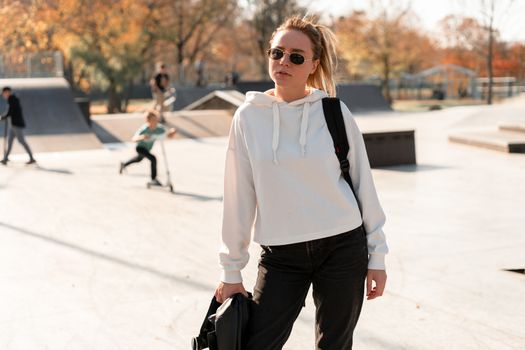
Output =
[
  {"x1": 192, "y1": 293, "x2": 252, "y2": 350},
  {"x1": 322, "y1": 97, "x2": 363, "y2": 216}
]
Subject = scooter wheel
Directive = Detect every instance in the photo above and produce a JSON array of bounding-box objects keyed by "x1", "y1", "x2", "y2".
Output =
[
  {"x1": 169, "y1": 185, "x2": 174, "y2": 192},
  {"x1": 147, "y1": 183, "x2": 151, "y2": 189}
]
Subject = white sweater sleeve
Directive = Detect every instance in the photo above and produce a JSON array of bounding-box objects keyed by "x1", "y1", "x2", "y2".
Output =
[
  {"x1": 341, "y1": 102, "x2": 389, "y2": 270},
  {"x1": 219, "y1": 111, "x2": 257, "y2": 283}
]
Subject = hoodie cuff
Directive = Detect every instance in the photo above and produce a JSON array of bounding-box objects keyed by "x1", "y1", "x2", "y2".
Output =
[
  {"x1": 221, "y1": 270, "x2": 243, "y2": 284},
  {"x1": 368, "y1": 253, "x2": 386, "y2": 270}
]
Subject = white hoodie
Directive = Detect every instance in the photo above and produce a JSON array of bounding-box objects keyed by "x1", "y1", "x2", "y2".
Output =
[{"x1": 219, "y1": 88, "x2": 388, "y2": 284}]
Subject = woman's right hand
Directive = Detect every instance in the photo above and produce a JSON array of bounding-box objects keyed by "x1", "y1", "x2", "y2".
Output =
[{"x1": 214, "y1": 282, "x2": 248, "y2": 303}]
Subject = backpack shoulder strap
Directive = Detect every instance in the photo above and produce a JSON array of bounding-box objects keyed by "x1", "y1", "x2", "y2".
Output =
[{"x1": 322, "y1": 97, "x2": 360, "y2": 211}]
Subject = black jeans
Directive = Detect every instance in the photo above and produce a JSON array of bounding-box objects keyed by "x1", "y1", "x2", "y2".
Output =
[
  {"x1": 245, "y1": 226, "x2": 368, "y2": 350},
  {"x1": 123, "y1": 146, "x2": 157, "y2": 180}
]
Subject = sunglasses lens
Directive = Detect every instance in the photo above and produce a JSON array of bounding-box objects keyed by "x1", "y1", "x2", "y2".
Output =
[
  {"x1": 268, "y1": 48, "x2": 284, "y2": 60},
  {"x1": 290, "y1": 53, "x2": 305, "y2": 65},
  {"x1": 268, "y1": 48, "x2": 306, "y2": 65}
]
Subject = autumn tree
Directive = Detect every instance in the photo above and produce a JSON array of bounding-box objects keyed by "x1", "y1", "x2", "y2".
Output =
[
  {"x1": 154, "y1": 0, "x2": 238, "y2": 84},
  {"x1": 450, "y1": 0, "x2": 516, "y2": 103},
  {"x1": 206, "y1": 20, "x2": 260, "y2": 83},
  {"x1": 335, "y1": 11, "x2": 368, "y2": 81},
  {"x1": 0, "y1": 0, "x2": 165, "y2": 112},
  {"x1": 438, "y1": 14, "x2": 493, "y2": 79},
  {"x1": 507, "y1": 43, "x2": 525, "y2": 80},
  {"x1": 336, "y1": 4, "x2": 438, "y2": 103},
  {"x1": 54, "y1": 0, "x2": 164, "y2": 112},
  {"x1": 438, "y1": 13, "x2": 513, "y2": 102},
  {"x1": 0, "y1": 0, "x2": 58, "y2": 54}
]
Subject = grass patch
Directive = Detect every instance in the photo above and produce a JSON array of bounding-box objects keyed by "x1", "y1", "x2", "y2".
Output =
[
  {"x1": 90, "y1": 99, "x2": 153, "y2": 115},
  {"x1": 392, "y1": 99, "x2": 486, "y2": 112}
]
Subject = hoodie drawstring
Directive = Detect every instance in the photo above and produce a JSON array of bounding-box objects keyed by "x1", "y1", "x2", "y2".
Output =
[
  {"x1": 299, "y1": 102, "x2": 310, "y2": 156},
  {"x1": 272, "y1": 101, "x2": 311, "y2": 164},
  {"x1": 272, "y1": 102, "x2": 280, "y2": 164}
]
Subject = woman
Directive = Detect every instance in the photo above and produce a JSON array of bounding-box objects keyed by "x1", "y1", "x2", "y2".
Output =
[{"x1": 215, "y1": 16, "x2": 388, "y2": 349}]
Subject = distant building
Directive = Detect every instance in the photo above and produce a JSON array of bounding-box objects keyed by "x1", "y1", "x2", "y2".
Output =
[
  {"x1": 404, "y1": 64, "x2": 478, "y2": 100},
  {"x1": 397, "y1": 64, "x2": 520, "y2": 100}
]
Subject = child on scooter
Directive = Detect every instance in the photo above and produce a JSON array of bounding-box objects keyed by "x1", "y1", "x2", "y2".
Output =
[{"x1": 119, "y1": 110, "x2": 176, "y2": 186}]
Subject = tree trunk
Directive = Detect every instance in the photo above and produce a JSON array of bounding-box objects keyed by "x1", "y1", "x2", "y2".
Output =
[
  {"x1": 177, "y1": 0, "x2": 185, "y2": 84},
  {"x1": 123, "y1": 80, "x2": 134, "y2": 112},
  {"x1": 383, "y1": 54, "x2": 392, "y2": 105},
  {"x1": 258, "y1": 35, "x2": 268, "y2": 78},
  {"x1": 487, "y1": 22, "x2": 494, "y2": 105},
  {"x1": 485, "y1": 0, "x2": 496, "y2": 105},
  {"x1": 107, "y1": 80, "x2": 122, "y2": 114},
  {"x1": 177, "y1": 42, "x2": 185, "y2": 84},
  {"x1": 64, "y1": 58, "x2": 75, "y2": 88}
]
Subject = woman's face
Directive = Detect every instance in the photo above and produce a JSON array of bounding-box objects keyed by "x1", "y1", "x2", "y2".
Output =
[{"x1": 268, "y1": 29, "x2": 319, "y2": 91}]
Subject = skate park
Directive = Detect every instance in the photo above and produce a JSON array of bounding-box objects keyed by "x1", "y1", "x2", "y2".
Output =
[
  {"x1": 1, "y1": 73, "x2": 524, "y2": 349},
  {"x1": 2, "y1": 0, "x2": 525, "y2": 344}
]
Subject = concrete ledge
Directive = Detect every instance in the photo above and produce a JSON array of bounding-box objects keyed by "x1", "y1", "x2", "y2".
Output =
[
  {"x1": 499, "y1": 122, "x2": 525, "y2": 133},
  {"x1": 449, "y1": 130, "x2": 525, "y2": 153},
  {"x1": 363, "y1": 130, "x2": 416, "y2": 167}
]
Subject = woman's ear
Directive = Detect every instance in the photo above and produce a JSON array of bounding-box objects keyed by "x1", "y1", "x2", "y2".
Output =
[{"x1": 311, "y1": 60, "x2": 320, "y2": 75}]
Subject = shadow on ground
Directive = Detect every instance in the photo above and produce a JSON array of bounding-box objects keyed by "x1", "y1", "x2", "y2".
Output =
[
  {"x1": 376, "y1": 164, "x2": 451, "y2": 172},
  {"x1": 0, "y1": 221, "x2": 214, "y2": 291},
  {"x1": 35, "y1": 165, "x2": 73, "y2": 175},
  {"x1": 174, "y1": 190, "x2": 223, "y2": 202}
]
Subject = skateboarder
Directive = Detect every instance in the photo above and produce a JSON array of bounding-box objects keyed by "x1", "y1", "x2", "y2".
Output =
[
  {"x1": 1, "y1": 87, "x2": 36, "y2": 165},
  {"x1": 119, "y1": 110, "x2": 176, "y2": 186},
  {"x1": 150, "y1": 62, "x2": 171, "y2": 123}
]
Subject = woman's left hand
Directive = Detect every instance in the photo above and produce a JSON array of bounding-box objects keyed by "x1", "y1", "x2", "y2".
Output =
[{"x1": 366, "y1": 269, "x2": 387, "y2": 300}]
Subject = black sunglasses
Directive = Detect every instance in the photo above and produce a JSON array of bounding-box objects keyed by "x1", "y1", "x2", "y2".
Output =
[{"x1": 267, "y1": 48, "x2": 313, "y2": 65}]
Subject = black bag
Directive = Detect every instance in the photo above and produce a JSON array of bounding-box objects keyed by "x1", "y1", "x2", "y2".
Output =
[
  {"x1": 322, "y1": 97, "x2": 363, "y2": 215},
  {"x1": 192, "y1": 293, "x2": 252, "y2": 350}
]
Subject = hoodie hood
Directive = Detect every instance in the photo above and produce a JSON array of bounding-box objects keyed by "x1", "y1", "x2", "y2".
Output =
[
  {"x1": 244, "y1": 88, "x2": 327, "y2": 106},
  {"x1": 244, "y1": 88, "x2": 328, "y2": 164}
]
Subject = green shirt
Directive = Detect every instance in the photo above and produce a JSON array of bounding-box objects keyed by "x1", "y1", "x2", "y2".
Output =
[{"x1": 135, "y1": 124, "x2": 166, "y2": 151}]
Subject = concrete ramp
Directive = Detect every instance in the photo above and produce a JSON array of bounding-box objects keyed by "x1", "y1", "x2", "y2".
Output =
[
  {"x1": 235, "y1": 82, "x2": 392, "y2": 113},
  {"x1": 171, "y1": 87, "x2": 218, "y2": 111},
  {"x1": 0, "y1": 78, "x2": 102, "y2": 154},
  {"x1": 183, "y1": 90, "x2": 245, "y2": 111},
  {"x1": 92, "y1": 110, "x2": 233, "y2": 142},
  {"x1": 336, "y1": 84, "x2": 392, "y2": 113},
  {"x1": 170, "y1": 83, "x2": 392, "y2": 114},
  {"x1": 234, "y1": 81, "x2": 274, "y2": 94}
]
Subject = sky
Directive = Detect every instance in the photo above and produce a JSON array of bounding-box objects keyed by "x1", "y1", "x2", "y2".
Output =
[{"x1": 299, "y1": 0, "x2": 525, "y2": 43}]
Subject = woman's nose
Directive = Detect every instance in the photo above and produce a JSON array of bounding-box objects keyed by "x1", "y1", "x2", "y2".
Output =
[{"x1": 279, "y1": 54, "x2": 291, "y2": 65}]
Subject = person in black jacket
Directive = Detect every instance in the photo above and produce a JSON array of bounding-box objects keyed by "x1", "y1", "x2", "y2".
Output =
[
  {"x1": 149, "y1": 62, "x2": 170, "y2": 123},
  {"x1": 1, "y1": 87, "x2": 36, "y2": 165}
]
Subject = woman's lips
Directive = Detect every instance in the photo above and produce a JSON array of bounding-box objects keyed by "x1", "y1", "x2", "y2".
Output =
[{"x1": 275, "y1": 71, "x2": 291, "y2": 77}]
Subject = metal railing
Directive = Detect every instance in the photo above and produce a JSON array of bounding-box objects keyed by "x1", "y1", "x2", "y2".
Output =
[{"x1": 0, "y1": 51, "x2": 64, "y2": 78}]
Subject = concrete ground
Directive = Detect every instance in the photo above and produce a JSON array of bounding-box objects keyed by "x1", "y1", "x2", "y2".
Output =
[{"x1": 1, "y1": 100, "x2": 524, "y2": 349}]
